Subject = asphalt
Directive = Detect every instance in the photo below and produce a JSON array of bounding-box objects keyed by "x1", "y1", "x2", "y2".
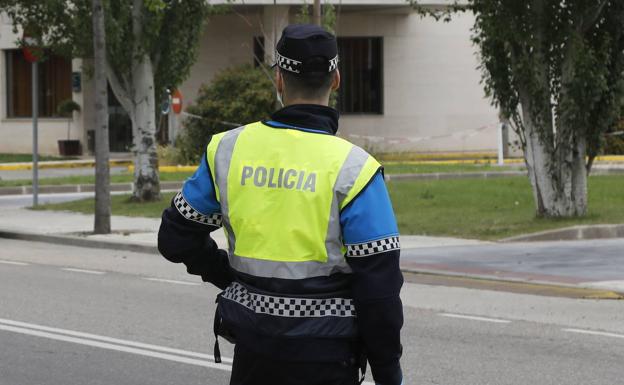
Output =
[{"x1": 0, "y1": 240, "x2": 623, "y2": 385}]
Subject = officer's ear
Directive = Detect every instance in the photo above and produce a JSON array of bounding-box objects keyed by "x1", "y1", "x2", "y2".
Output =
[
  {"x1": 276, "y1": 69, "x2": 284, "y2": 94},
  {"x1": 331, "y1": 69, "x2": 340, "y2": 92}
]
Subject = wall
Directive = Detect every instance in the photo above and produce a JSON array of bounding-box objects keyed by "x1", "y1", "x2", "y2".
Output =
[
  {"x1": 177, "y1": 12, "x2": 264, "y2": 108},
  {"x1": 335, "y1": 10, "x2": 500, "y2": 154}
]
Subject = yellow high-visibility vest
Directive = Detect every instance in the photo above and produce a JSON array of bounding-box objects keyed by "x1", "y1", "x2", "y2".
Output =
[{"x1": 206, "y1": 121, "x2": 380, "y2": 280}]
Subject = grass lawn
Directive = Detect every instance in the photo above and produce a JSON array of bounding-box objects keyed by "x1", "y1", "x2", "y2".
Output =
[
  {"x1": 32, "y1": 175, "x2": 624, "y2": 240},
  {"x1": 1, "y1": 164, "x2": 519, "y2": 188},
  {"x1": 389, "y1": 175, "x2": 624, "y2": 239},
  {"x1": 0, "y1": 154, "x2": 78, "y2": 163}
]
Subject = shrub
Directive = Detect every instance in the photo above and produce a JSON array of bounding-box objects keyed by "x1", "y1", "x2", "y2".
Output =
[
  {"x1": 603, "y1": 135, "x2": 624, "y2": 155},
  {"x1": 176, "y1": 64, "x2": 276, "y2": 164},
  {"x1": 602, "y1": 118, "x2": 624, "y2": 155},
  {"x1": 157, "y1": 145, "x2": 185, "y2": 166}
]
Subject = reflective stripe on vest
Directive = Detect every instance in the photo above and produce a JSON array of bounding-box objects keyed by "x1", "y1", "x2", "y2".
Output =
[{"x1": 207, "y1": 122, "x2": 380, "y2": 280}]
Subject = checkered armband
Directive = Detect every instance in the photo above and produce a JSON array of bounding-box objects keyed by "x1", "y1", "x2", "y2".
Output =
[
  {"x1": 173, "y1": 192, "x2": 222, "y2": 227},
  {"x1": 346, "y1": 236, "x2": 400, "y2": 257}
]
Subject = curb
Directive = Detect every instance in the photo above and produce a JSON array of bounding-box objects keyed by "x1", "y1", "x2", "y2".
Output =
[
  {"x1": 0, "y1": 181, "x2": 183, "y2": 196},
  {"x1": 0, "y1": 230, "x2": 158, "y2": 254},
  {"x1": 501, "y1": 224, "x2": 624, "y2": 242},
  {"x1": 0, "y1": 159, "x2": 132, "y2": 171},
  {"x1": 0, "y1": 229, "x2": 621, "y2": 299},
  {"x1": 383, "y1": 168, "x2": 624, "y2": 181},
  {"x1": 403, "y1": 270, "x2": 624, "y2": 300}
]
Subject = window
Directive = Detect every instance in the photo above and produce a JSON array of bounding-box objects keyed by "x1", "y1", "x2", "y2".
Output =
[
  {"x1": 337, "y1": 37, "x2": 383, "y2": 114},
  {"x1": 5, "y1": 49, "x2": 72, "y2": 118}
]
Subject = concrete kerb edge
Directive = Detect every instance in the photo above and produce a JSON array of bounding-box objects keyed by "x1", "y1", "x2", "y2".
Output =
[
  {"x1": 402, "y1": 267, "x2": 624, "y2": 299},
  {"x1": 0, "y1": 181, "x2": 184, "y2": 196},
  {"x1": 0, "y1": 159, "x2": 132, "y2": 171},
  {"x1": 0, "y1": 230, "x2": 158, "y2": 255},
  {"x1": 501, "y1": 224, "x2": 624, "y2": 242}
]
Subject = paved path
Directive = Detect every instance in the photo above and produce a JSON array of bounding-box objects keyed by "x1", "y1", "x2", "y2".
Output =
[
  {"x1": 0, "y1": 239, "x2": 623, "y2": 385},
  {"x1": 402, "y1": 240, "x2": 624, "y2": 292}
]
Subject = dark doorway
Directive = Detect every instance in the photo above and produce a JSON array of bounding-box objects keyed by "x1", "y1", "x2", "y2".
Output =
[
  {"x1": 88, "y1": 84, "x2": 133, "y2": 153},
  {"x1": 107, "y1": 84, "x2": 133, "y2": 152}
]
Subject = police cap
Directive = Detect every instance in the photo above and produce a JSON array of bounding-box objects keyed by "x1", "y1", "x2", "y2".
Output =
[{"x1": 274, "y1": 24, "x2": 339, "y2": 75}]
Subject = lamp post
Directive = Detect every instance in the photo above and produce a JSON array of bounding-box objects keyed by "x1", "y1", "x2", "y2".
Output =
[{"x1": 23, "y1": 33, "x2": 41, "y2": 206}]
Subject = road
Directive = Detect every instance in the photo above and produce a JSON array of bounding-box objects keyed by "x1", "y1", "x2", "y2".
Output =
[{"x1": 0, "y1": 239, "x2": 623, "y2": 385}]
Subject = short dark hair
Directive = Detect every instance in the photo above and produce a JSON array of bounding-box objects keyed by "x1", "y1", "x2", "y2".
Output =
[{"x1": 281, "y1": 58, "x2": 335, "y2": 100}]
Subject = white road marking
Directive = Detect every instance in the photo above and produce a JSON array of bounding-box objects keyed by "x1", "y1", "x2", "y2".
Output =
[
  {"x1": 0, "y1": 260, "x2": 29, "y2": 266},
  {"x1": 0, "y1": 318, "x2": 231, "y2": 363},
  {"x1": 439, "y1": 313, "x2": 512, "y2": 324},
  {"x1": 143, "y1": 277, "x2": 201, "y2": 286},
  {"x1": 61, "y1": 268, "x2": 106, "y2": 275},
  {"x1": 0, "y1": 318, "x2": 233, "y2": 367},
  {"x1": 0, "y1": 318, "x2": 374, "y2": 383},
  {"x1": 0, "y1": 323, "x2": 233, "y2": 371},
  {"x1": 563, "y1": 328, "x2": 624, "y2": 340}
]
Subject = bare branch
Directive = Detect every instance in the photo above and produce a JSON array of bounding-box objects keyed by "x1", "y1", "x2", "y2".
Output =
[
  {"x1": 580, "y1": 0, "x2": 608, "y2": 32},
  {"x1": 106, "y1": 58, "x2": 134, "y2": 115}
]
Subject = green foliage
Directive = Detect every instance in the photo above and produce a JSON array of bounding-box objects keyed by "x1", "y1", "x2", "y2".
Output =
[
  {"x1": 294, "y1": 1, "x2": 336, "y2": 33},
  {"x1": 603, "y1": 135, "x2": 624, "y2": 155},
  {"x1": 57, "y1": 99, "x2": 81, "y2": 117},
  {"x1": 176, "y1": 64, "x2": 277, "y2": 164}
]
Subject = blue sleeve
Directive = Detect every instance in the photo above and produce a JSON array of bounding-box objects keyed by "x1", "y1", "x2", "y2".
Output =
[
  {"x1": 181, "y1": 154, "x2": 221, "y2": 216},
  {"x1": 341, "y1": 171, "x2": 403, "y2": 385},
  {"x1": 341, "y1": 172, "x2": 399, "y2": 245}
]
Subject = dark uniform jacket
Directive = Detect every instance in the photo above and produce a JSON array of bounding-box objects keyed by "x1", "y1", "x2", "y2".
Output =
[{"x1": 158, "y1": 104, "x2": 403, "y2": 385}]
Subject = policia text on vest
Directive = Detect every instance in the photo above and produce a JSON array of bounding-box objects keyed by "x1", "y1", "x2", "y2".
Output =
[{"x1": 241, "y1": 166, "x2": 317, "y2": 193}]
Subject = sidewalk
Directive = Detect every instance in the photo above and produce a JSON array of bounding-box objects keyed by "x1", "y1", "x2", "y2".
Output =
[{"x1": 1, "y1": 208, "x2": 623, "y2": 297}]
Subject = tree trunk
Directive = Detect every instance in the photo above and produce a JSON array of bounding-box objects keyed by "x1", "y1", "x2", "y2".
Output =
[
  {"x1": 313, "y1": 0, "x2": 321, "y2": 26},
  {"x1": 520, "y1": 96, "x2": 588, "y2": 218},
  {"x1": 92, "y1": 0, "x2": 111, "y2": 234},
  {"x1": 130, "y1": 0, "x2": 160, "y2": 202},
  {"x1": 130, "y1": 55, "x2": 161, "y2": 202}
]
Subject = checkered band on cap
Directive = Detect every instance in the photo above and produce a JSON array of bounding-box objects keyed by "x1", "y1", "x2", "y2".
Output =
[
  {"x1": 276, "y1": 52, "x2": 303, "y2": 74},
  {"x1": 328, "y1": 55, "x2": 339, "y2": 71},
  {"x1": 346, "y1": 236, "x2": 400, "y2": 257},
  {"x1": 221, "y1": 282, "x2": 356, "y2": 318},
  {"x1": 174, "y1": 192, "x2": 222, "y2": 227}
]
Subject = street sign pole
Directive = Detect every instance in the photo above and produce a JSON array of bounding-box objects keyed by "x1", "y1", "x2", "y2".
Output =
[{"x1": 32, "y1": 61, "x2": 39, "y2": 206}]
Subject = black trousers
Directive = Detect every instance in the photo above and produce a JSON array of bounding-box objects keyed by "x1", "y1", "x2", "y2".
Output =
[{"x1": 229, "y1": 344, "x2": 361, "y2": 385}]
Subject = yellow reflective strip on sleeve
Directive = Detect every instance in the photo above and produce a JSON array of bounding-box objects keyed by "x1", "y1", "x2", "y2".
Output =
[
  {"x1": 340, "y1": 155, "x2": 381, "y2": 210},
  {"x1": 206, "y1": 132, "x2": 228, "y2": 201}
]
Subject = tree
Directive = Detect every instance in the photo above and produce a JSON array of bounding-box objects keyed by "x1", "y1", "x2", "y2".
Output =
[
  {"x1": 93, "y1": 0, "x2": 111, "y2": 234},
  {"x1": 0, "y1": 0, "x2": 215, "y2": 201},
  {"x1": 412, "y1": 0, "x2": 624, "y2": 217}
]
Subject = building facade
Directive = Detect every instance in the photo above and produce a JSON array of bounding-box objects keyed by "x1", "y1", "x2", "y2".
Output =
[{"x1": 0, "y1": 1, "x2": 500, "y2": 156}]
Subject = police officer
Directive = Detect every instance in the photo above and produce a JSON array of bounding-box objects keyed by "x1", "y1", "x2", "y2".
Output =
[{"x1": 158, "y1": 24, "x2": 403, "y2": 385}]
